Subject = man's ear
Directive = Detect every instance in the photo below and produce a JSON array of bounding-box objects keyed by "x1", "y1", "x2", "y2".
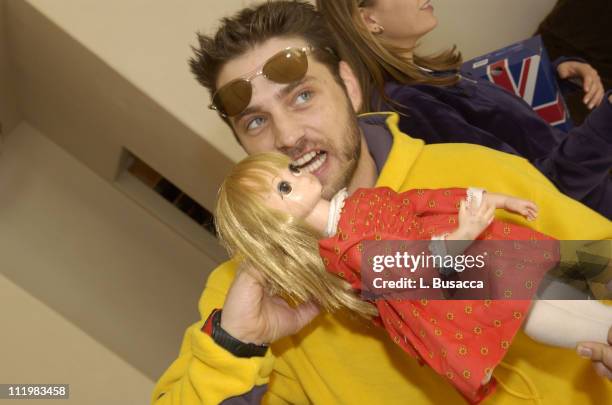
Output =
[{"x1": 339, "y1": 61, "x2": 363, "y2": 113}]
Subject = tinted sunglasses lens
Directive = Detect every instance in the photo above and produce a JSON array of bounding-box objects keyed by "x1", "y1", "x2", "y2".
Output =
[
  {"x1": 262, "y1": 48, "x2": 308, "y2": 83},
  {"x1": 213, "y1": 48, "x2": 308, "y2": 117},
  {"x1": 214, "y1": 79, "x2": 252, "y2": 117}
]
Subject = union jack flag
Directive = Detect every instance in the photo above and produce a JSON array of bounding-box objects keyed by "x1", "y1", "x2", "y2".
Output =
[{"x1": 462, "y1": 36, "x2": 572, "y2": 131}]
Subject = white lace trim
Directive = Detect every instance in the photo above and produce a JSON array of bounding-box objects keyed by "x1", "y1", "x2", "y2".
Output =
[
  {"x1": 324, "y1": 188, "x2": 348, "y2": 237},
  {"x1": 466, "y1": 187, "x2": 485, "y2": 208}
]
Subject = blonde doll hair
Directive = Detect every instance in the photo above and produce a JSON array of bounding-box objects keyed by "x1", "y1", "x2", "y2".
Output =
[{"x1": 216, "y1": 152, "x2": 377, "y2": 318}]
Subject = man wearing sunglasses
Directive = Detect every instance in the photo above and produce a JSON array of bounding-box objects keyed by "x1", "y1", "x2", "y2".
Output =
[{"x1": 152, "y1": 2, "x2": 612, "y2": 404}]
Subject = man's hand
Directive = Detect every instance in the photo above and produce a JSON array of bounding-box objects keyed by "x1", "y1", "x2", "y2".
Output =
[
  {"x1": 557, "y1": 61, "x2": 605, "y2": 109},
  {"x1": 576, "y1": 326, "x2": 612, "y2": 380},
  {"x1": 220, "y1": 264, "x2": 320, "y2": 345}
]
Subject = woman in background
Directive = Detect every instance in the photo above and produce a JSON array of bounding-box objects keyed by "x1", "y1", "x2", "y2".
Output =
[{"x1": 317, "y1": 0, "x2": 612, "y2": 219}]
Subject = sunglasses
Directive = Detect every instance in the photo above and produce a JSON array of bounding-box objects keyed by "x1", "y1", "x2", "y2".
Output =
[{"x1": 209, "y1": 46, "x2": 324, "y2": 118}]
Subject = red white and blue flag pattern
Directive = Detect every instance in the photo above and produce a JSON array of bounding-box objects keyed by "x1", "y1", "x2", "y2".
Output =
[{"x1": 462, "y1": 36, "x2": 572, "y2": 131}]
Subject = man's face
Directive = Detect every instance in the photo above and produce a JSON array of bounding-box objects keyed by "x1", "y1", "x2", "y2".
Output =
[{"x1": 216, "y1": 37, "x2": 362, "y2": 199}]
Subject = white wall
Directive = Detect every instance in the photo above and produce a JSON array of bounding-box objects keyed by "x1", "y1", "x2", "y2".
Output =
[
  {"x1": 23, "y1": 0, "x2": 248, "y2": 162},
  {"x1": 0, "y1": 274, "x2": 154, "y2": 404},
  {"x1": 5, "y1": 0, "x2": 251, "y2": 225},
  {"x1": 0, "y1": 122, "x2": 216, "y2": 381},
  {"x1": 419, "y1": 0, "x2": 557, "y2": 59}
]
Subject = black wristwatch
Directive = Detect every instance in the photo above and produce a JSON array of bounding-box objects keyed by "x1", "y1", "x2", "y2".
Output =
[{"x1": 205, "y1": 309, "x2": 269, "y2": 358}]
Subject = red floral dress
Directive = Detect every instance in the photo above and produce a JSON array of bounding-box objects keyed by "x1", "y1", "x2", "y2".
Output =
[{"x1": 318, "y1": 187, "x2": 559, "y2": 404}]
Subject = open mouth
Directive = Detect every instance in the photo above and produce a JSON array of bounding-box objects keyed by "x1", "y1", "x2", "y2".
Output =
[
  {"x1": 420, "y1": 0, "x2": 432, "y2": 10},
  {"x1": 291, "y1": 150, "x2": 327, "y2": 174}
]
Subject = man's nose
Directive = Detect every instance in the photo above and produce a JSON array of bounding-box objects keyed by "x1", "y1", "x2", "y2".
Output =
[{"x1": 273, "y1": 115, "x2": 304, "y2": 151}]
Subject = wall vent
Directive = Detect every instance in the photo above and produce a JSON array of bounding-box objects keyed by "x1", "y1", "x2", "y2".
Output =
[{"x1": 127, "y1": 155, "x2": 217, "y2": 236}]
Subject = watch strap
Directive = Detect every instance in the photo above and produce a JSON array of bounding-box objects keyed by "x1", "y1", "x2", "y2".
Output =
[{"x1": 202, "y1": 309, "x2": 269, "y2": 358}]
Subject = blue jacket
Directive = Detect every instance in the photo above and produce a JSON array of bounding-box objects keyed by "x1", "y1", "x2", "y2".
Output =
[{"x1": 378, "y1": 76, "x2": 612, "y2": 219}]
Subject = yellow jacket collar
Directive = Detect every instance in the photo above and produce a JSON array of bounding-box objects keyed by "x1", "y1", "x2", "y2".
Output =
[{"x1": 359, "y1": 112, "x2": 424, "y2": 191}]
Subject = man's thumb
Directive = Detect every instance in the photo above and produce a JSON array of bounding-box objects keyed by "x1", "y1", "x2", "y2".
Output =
[{"x1": 577, "y1": 342, "x2": 612, "y2": 363}]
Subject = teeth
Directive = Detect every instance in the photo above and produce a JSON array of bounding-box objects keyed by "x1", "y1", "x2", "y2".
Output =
[
  {"x1": 291, "y1": 150, "x2": 327, "y2": 173},
  {"x1": 292, "y1": 151, "x2": 317, "y2": 167},
  {"x1": 303, "y1": 152, "x2": 327, "y2": 173}
]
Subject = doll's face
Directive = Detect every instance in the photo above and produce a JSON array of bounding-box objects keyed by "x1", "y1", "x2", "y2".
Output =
[{"x1": 264, "y1": 164, "x2": 323, "y2": 219}]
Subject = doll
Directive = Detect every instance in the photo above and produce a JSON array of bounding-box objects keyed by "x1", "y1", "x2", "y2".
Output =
[{"x1": 215, "y1": 152, "x2": 612, "y2": 404}]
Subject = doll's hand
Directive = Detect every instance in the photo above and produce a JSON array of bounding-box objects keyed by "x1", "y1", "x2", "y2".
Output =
[
  {"x1": 456, "y1": 198, "x2": 495, "y2": 240},
  {"x1": 220, "y1": 264, "x2": 320, "y2": 345},
  {"x1": 503, "y1": 196, "x2": 538, "y2": 221},
  {"x1": 557, "y1": 61, "x2": 604, "y2": 109}
]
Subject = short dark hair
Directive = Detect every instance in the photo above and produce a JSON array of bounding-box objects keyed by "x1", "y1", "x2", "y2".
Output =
[{"x1": 189, "y1": 1, "x2": 341, "y2": 113}]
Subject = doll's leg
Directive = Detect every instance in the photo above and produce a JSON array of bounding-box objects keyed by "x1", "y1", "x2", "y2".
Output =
[{"x1": 523, "y1": 299, "x2": 612, "y2": 349}]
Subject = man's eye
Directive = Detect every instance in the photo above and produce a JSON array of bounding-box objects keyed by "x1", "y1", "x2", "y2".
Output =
[
  {"x1": 277, "y1": 181, "x2": 292, "y2": 195},
  {"x1": 246, "y1": 116, "x2": 266, "y2": 131},
  {"x1": 295, "y1": 90, "x2": 312, "y2": 105}
]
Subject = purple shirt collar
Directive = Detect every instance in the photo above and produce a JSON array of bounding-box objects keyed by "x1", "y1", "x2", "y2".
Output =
[{"x1": 358, "y1": 114, "x2": 393, "y2": 175}]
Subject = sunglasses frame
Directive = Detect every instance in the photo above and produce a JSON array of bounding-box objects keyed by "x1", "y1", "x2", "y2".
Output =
[{"x1": 208, "y1": 46, "x2": 316, "y2": 118}]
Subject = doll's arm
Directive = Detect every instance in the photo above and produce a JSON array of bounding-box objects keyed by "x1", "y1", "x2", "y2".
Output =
[
  {"x1": 485, "y1": 192, "x2": 538, "y2": 221},
  {"x1": 523, "y1": 300, "x2": 612, "y2": 349},
  {"x1": 429, "y1": 196, "x2": 495, "y2": 261},
  {"x1": 431, "y1": 190, "x2": 536, "y2": 258},
  {"x1": 429, "y1": 187, "x2": 534, "y2": 243}
]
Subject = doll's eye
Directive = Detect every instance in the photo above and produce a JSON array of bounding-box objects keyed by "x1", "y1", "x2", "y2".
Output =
[
  {"x1": 288, "y1": 164, "x2": 301, "y2": 174},
  {"x1": 277, "y1": 181, "x2": 292, "y2": 196}
]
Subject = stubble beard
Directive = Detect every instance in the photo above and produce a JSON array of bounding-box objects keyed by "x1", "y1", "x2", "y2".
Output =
[{"x1": 320, "y1": 105, "x2": 361, "y2": 200}]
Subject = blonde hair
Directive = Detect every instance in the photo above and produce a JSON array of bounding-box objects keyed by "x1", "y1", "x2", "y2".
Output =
[
  {"x1": 317, "y1": 0, "x2": 462, "y2": 113},
  {"x1": 215, "y1": 152, "x2": 377, "y2": 318}
]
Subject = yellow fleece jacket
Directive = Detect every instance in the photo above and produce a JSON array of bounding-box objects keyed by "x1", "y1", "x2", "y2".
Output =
[{"x1": 152, "y1": 113, "x2": 612, "y2": 405}]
